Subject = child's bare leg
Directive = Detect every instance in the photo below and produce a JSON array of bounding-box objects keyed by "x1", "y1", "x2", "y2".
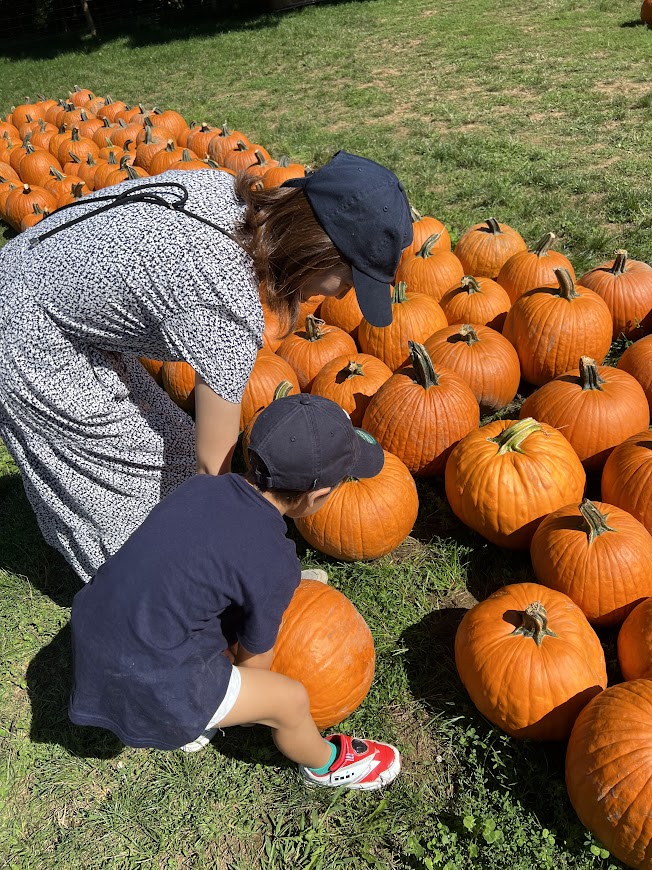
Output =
[{"x1": 217, "y1": 668, "x2": 333, "y2": 770}]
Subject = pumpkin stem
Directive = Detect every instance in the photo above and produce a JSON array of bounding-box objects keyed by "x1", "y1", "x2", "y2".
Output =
[
  {"x1": 180, "y1": 149, "x2": 193, "y2": 162},
  {"x1": 305, "y1": 315, "x2": 325, "y2": 341},
  {"x1": 553, "y1": 267, "x2": 580, "y2": 301},
  {"x1": 338, "y1": 360, "x2": 364, "y2": 380},
  {"x1": 254, "y1": 150, "x2": 268, "y2": 167},
  {"x1": 579, "y1": 498, "x2": 617, "y2": 543},
  {"x1": 489, "y1": 417, "x2": 543, "y2": 454},
  {"x1": 278, "y1": 155, "x2": 290, "y2": 167},
  {"x1": 485, "y1": 217, "x2": 502, "y2": 235},
  {"x1": 457, "y1": 324, "x2": 479, "y2": 345},
  {"x1": 416, "y1": 233, "x2": 441, "y2": 258},
  {"x1": 392, "y1": 281, "x2": 408, "y2": 304},
  {"x1": 408, "y1": 341, "x2": 440, "y2": 388},
  {"x1": 49, "y1": 166, "x2": 65, "y2": 180},
  {"x1": 460, "y1": 276, "x2": 481, "y2": 294},
  {"x1": 234, "y1": 140, "x2": 249, "y2": 152},
  {"x1": 511, "y1": 602, "x2": 557, "y2": 646},
  {"x1": 579, "y1": 356, "x2": 604, "y2": 391},
  {"x1": 273, "y1": 380, "x2": 295, "y2": 400},
  {"x1": 410, "y1": 205, "x2": 422, "y2": 223},
  {"x1": 532, "y1": 232, "x2": 556, "y2": 256},
  {"x1": 610, "y1": 250, "x2": 628, "y2": 275},
  {"x1": 220, "y1": 123, "x2": 232, "y2": 136},
  {"x1": 70, "y1": 182, "x2": 85, "y2": 198}
]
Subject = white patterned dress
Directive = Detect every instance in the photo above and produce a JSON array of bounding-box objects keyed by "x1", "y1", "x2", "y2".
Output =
[{"x1": 0, "y1": 170, "x2": 263, "y2": 582}]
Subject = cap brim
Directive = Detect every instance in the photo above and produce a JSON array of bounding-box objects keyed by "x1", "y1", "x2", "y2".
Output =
[
  {"x1": 349, "y1": 429, "x2": 385, "y2": 480},
  {"x1": 352, "y1": 266, "x2": 393, "y2": 328},
  {"x1": 281, "y1": 176, "x2": 308, "y2": 189}
]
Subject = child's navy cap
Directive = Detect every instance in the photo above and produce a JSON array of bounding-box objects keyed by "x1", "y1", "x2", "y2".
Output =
[
  {"x1": 282, "y1": 150, "x2": 413, "y2": 328},
  {"x1": 248, "y1": 393, "x2": 384, "y2": 491}
]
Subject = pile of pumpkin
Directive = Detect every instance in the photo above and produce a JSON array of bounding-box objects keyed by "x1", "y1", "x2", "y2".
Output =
[{"x1": 4, "y1": 89, "x2": 652, "y2": 867}]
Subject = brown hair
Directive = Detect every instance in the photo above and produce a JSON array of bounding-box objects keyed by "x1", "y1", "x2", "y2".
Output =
[
  {"x1": 245, "y1": 451, "x2": 308, "y2": 506},
  {"x1": 233, "y1": 171, "x2": 346, "y2": 336}
]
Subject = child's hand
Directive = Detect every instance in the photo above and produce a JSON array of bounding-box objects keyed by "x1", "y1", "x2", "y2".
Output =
[{"x1": 222, "y1": 642, "x2": 239, "y2": 664}]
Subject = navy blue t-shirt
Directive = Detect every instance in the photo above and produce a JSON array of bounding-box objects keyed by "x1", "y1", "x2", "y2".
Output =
[{"x1": 68, "y1": 474, "x2": 301, "y2": 750}]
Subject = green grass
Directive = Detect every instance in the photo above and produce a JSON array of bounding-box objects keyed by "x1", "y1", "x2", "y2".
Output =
[{"x1": 1, "y1": 0, "x2": 650, "y2": 866}]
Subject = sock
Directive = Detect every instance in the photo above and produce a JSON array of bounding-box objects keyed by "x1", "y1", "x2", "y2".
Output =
[{"x1": 308, "y1": 740, "x2": 338, "y2": 775}]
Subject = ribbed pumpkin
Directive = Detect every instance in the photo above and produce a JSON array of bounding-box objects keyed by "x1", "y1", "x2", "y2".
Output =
[
  {"x1": 134, "y1": 126, "x2": 168, "y2": 173},
  {"x1": 424, "y1": 324, "x2": 520, "y2": 415},
  {"x1": 439, "y1": 275, "x2": 511, "y2": 332},
  {"x1": 519, "y1": 356, "x2": 649, "y2": 471},
  {"x1": 531, "y1": 499, "x2": 652, "y2": 627},
  {"x1": 0, "y1": 164, "x2": 20, "y2": 184},
  {"x1": 76, "y1": 110, "x2": 105, "y2": 142},
  {"x1": 222, "y1": 142, "x2": 272, "y2": 174},
  {"x1": 161, "y1": 361, "x2": 196, "y2": 414},
  {"x1": 185, "y1": 122, "x2": 219, "y2": 159},
  {"x1": 261, "y1": 301, "x2": 285, "y2": 352},
  {"x1": 454, "y1": 217, "x2": 527, "y2": 278},
  {"x1": 310, "y1": 353, "x2": 393, "y2": 426},
  {"x1": 239, "y1": 348, "x2": 299, "y2": 432},
  {"x1": 276, "y1": 315, "x2": 357, "y2": 391},
  {"x1": 358, "y1": 282, "x2": 447, "y2": 372},
  {"x1": 496, "y1": 232, "x2": 575, "y2": 304},
  {"x1": 566, "y1": 680, "x2": 652, "y2": 870},
  {"x1": 618, "y1": 335, "x2": 652, "y2": 415},
  {"x1": 362, "y1": 342, "x2": 479, "y2": 476},
  {"x1": 445, "y1": 417, "x2": 586, "y2": 549},
  {"x1": 602, "y1": 431, "x2": 652, "y2": 536},
  {"x1": 261, "y1": 155, "x2": 305, "y2": 188},
  {"x1": 20, "y1": 203, "x2": 50, "y2": 231},
  {"x1": 57, "y1": 127, "x2": 99, "y2": 166},
  {"x1": 394, "y1": 235, "x2": 465, "y2": 302},
  {"x1": 57, "y1": 181, "x2": 86, "y2": 208},
  {"x1": 297, "y1": 294, "x2": 325, "y2": 323},
  {"x1": 138, "y1": 357, "x2": 164, "y2": 385},
  {"x1": 96, "y1": 97, "x2": 128, "y2": 124},
  {"x1": 456, "y1": 583, "x2": 607, "y2": 740},
  {"x1": 618, "y1": 599, "x2": 652, "y2": 680},
  {"x1": 269, "y1": 580, "x2": 375, "y2": 729},
  {"x1": 92, "y1": 118, "x2": 116, "y2": 149},
  {"x1": 579, "y1": 250, "x2": 652, "y2": 340},
  {"x1": 319, "y1": 287, "x2": 363, "y2": 342},
  {"x1": 17, "y1": 142, "x2": 62, "y2": 187},
  {"x1": 503, "y1": 268, "x2": 613, "y2": 386},
  {"x1": 206, "y1": 124, "x2": 251, "y2": 164},
  {"x1": 167, "y1": 149, "x2": 215, "y2": 172},
  {"x1": 149, "y1": 141, "x2": 198, "y2": 176},
  {"x1": 4, "y1": 183, "x2": 57, "y2": 231},
  {"x1": 91, "y1": 151, "x2": 120, "y2": 190},
  {"x1": 42, "y1": 167, "x2": 88, "y2": 200},
  {"x1": 75, "y1": 154, "x2": 106, "y2": 191},
  {"x1": 399, "y1": 207, "x2": 451, "y2": 262},
  {"x1": 294, "y1": 449, "x2": 419, "y2": 560},
  {"x1": 150, "y1": 108, "x2": 189, "y2": 143},
  {"x1": 103, "y1": 157, "x2": 149, "y2": 188}
]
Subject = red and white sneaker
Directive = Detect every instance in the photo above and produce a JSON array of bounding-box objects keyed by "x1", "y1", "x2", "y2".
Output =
[{"x1": 300, "y1": 734, "x2": 401, "y2": 791}]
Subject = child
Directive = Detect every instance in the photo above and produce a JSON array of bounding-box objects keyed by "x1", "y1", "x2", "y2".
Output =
[{"x1": 68, "y1": 393, "x2": 401, "y2": 791}]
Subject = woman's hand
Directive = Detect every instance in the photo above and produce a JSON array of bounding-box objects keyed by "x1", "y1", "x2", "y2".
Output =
[{"x1": 194, "y1": 374, "x2": 241, "y2": 475}]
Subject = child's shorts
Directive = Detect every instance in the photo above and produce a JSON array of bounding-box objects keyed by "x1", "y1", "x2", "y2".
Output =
[{"x1": 179, "y1": 666, "x2": 242, "y2": 753}]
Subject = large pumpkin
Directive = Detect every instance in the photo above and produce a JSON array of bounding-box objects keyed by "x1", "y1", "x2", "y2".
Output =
[
  {"x1": 566, "y1": 680, "x2": 652, "y2": 870},
  {"x1": 394, "y1": 234, "x2": 465, "y2": 302},
  {"x1": 445, "y1": 417, "x2": 586, "y2": 549},
  {"x1": 579, "y1": 250, "x2": 652, "y2": 340},
  {"x1": 455, "y1": 582, "x2": 607, "y2": 740},
  {"x1": 618, "y1": 334, "x2": 652, "y2": 415},
  {"x1": 239, "y1": 348, "x2": 299, "y2": 432},
  {"x1": 519, "y1": 356, "x2": 650, "y2": 471},
  {"x1": 362, "y1": 342, "x2": 479, "y2": 476},
  {"x1": 295, "y1": 449, "x2": 419, "y2": 561},
  {"x1": 276, "y1": 315, "x2": 357, "y2": 391},
  {"x1": 270, "y1": 579, "x2": 375, "y2": 729},
  {"x1": 438, "y1": 275, "x2": 511, "y2": 333},
  {"x1": 618, "y1": 599, "x2": 652, "y2": 681},
  {"x1": 602, "y1": 431, "x2": 652, "y2": 535},
  {"x1": 454, "y1": 217, "x2": 526, "y2": 278},
  {"x1": 531, "y1": 499, "x2": 652, "y2": 627},
  {"x1": 496, "y1": 232, "x2": 575, "y2": 305},
  {"x1": 502, "y1": 268, "x2": 613, "y2": 386},
  {"x1": 310, "y1": 352, "x2": 392, "y2": 427}
]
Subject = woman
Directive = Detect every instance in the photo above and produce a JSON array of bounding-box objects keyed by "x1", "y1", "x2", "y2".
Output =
[{"x1": 0, "y1": 150, "x2": 412, "y2": 582}]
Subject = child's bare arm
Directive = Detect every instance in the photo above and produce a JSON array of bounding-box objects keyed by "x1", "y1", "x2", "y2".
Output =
[{"x1": 235, "y1": 643, "x2": 274, "y2": 671}]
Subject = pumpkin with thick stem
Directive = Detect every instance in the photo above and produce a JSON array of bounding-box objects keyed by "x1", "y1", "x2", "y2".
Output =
[
  {"x1": 76, "y1": 109, "x2": 105, "y2": 142},
  {"x1": 42, "y1": 167, "x2": 87, "y2": 200},
  {"x1": 109, "y1": 120, "x2": 143, "y2": 151},
  {"x1": 496, "y1": 232, "x2": 575, "y2": 304},
  {"x1": 91, "y1": 151, "x2": 120, "y2": 190},
  {"x1": 424, "y1": 323, "x2": 520, "y2": 415},
  {"x1": 68, "y1": 86, "x2": 96, "y2": 107},
  {"x1": 456, "y1": 582, "x2": 607, "y2": 740},
  {"x1": 92, "y1": 118, "x2": 116, "y2": 149},
  {"x1": 57, "y1": 181, "x2": 87, "y2": 208},
  {"x1": 134, "y1": 126, "x2": 167, "y2": 173},
  {"x1": 4, "y1": 183, "x2": 57, "y2": 231},
  {"x1": 103, "y1": 156, "x2": 149, "y2": 188},
  {"x1": 358, "y1": 281, "x2": 447, "y2": 372},
  {"x1": 20, "y1": 203, "x2": 50, "y2": 231},
  {"x1": 148, "y1": 140, "x2": 198, "y2": 176},
  {"x1": 310, "y1": 353, "x2": 393, "y2": 426},
  {"x1": 186, "y1": 122, "x2": 219, "y2": 159},
  {"x1": 223, "y1": 142, "x2": 273, "y2": 174},
  {"x1": 362, "y1": 341, "x2": 479, "y2": 476},
  {"x1": 503, "y1": 268, "x2": 613, "y2": 385},
  {"x1": 168, "y1": 149, "x2": 214, "y2": 171},
  {"x1": 399, "y1": 206, "x2": 451, "y2": 262},
  {"x1": 579, "y1": 250, "x2": 652, "y2": 340},
  {"x1": 519, "y1": 356, "x2": 649, "y2": 470},
  {"x1": 239, "y1": 349, "x2": 299, "y2": 433},
  {"x1": 276, "y1": 315, "x2": 357, "y2": 391},
  {"x1": 617, "y1": 334, "x2": 652, "y2": 414},
  {"x1": 618, "y1": 599, "x2": 652, "y2": 680},
  {"x1": 12, "y1": 100, "x2": 46, "y2": 128},
  {"x1": 602, "y1": 431, "x2": 652, "y2": 536},
  {"x1": 150, "y1": 108, "x2": 189, "y2": 143},
  {"x1": 454, "y1": 217, "x2": 527, "y2": 278},
  {"x1": 439, "y1": 274, "x2": 511, "y2": 332},
  {"x1": 57, "y1": 127, "x2": 100, "y2": 166},
  {"x1": 566, "y1": 680, "x2": 652, "y2": 870},
  {"x1": 394, "y1": 234, "x2": 465, "y2": 302},
  {"x1": 161, "y1": 361, "x2": 196, "y2": 414},
  {"x1": 295, "y1": 449, "x2": 419, "y2": 561},
  {"x1": 206, "y1": 123, "x2": 251, "y2": 164},
  {"x1": 75, "y1": 154, "x2": 106, "y2": 191},
  {"x1": 30, "y1": 119, "x2": 59, "y2": 151},
  {"x1": 262, "y1": 155, "x2": 305, "y2": 188},
  {"x1": 17, "y1": 142, "x2": 63, "y2": 187},
  {"x1": 270, "y1": 580, "x2": 376, "y2": 729},
  {"x1": 96, "y1": 97, "x2": 128, "y2": 124},
  {"x1": 531, "y1": 499, "x2": 652, "y2": 627},
  {"x1": 445, "y1": 417, "x2": 586, "y2": 548}
]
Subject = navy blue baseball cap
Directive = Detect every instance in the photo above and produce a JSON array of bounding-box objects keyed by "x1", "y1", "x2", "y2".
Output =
[
  {"x1": 282, "y1": 150, "x2": 413, "y2": 328},
  {"x1": 248, "y1": 393, "x2": 384, "y2": 491}
]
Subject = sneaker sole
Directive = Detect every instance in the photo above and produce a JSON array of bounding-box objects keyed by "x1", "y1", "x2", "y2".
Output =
[{"x1": 301, "y1": 747, "x2": 401, "y2": 791}]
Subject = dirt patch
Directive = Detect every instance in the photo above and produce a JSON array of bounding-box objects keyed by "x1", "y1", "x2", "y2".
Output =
[{"x1": 593, "y1": 81, "x2": 651, "y2": 97}]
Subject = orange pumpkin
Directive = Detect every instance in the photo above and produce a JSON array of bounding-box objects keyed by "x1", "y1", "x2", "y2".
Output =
[
  {"x1": 394, "y1": 234, "x2": 465, "y2": 302},
  {"x1": 496, "y1": 232, "x2": 575, "y2": 304},
  {"x1": 566, "y1": 680, "x2": 652, "y2": 870},
  {"x1": 222, "y1": 142, "x2": 272, "y2": 174},
  {"x1": 206, "y1": 124, "x2": 252, "y2": 164},
  {"x1": 602, "y1": 430, "x2": 652, "y2": 536},
  {"x1": 310, "y1": 353, "x2": 393, "y2": 426},
  {"x1": 618, "y1": 599, "x2": 652, "y2": 680},
  {"x1": 319, "y1": 287, "x2": 362, "y2": 342},
  {"x1": 276, "y1": 315, "x2": 357, "y2": 391},
  {"x1": 4, "y1": 183, "x2": 57, "y2": 231},
  {"x1": 134, "y1": 126, "x2": 168, "y2": 173},
  {"x1": 138, "y1": 357, "x2": 164, "y2": 385},
  {"x1": 262, "y1": 156, "x2": 305, "y2": 188},
  {"x1": 454, "y1": 217, "x2": 526, "y2": 278},
  {"x1": 239, "y1": 349, "x2": 299, "y2": 432},
  {"x1": 439, "y1": 275, "x2": 511, "y2": 333},
  {"x1": 445, "y1": 417, "x2": 586, "y2": 549},
  {"x1": 186, "y1": 122, "x2": 219, "y2": 158},
  {"x1": 618, "y1": 334, "x2": 652, "y2": 415},
  {"x1": 149, "y1": 108, "x2": 189, "y2": 143},
  {"x1": 531, "y1": 499, "x2": 652, "y2": 627},
  {"x1": 260, "y1": 301, "x2": 286, "y2": 352},
  {"x1": 579, "y1": 250, "x2": 652, "y2": 340},
  {"x1": 149, "y1": 141, "x2": 198, "y2": 176},
  {"x1": 456, "y1": 582, "x2": 607, "y2": 740},
  {"x1": 399, "y1": 207, "x2": 451, "y2": 262},
  {"x1": 294, "y1": 449, "x2": 419, "y2": 561},
  {"x1": 270, "y1": 580, "x2": 375, "y2": 729},
  {"x1": 161, "y1": 361, "x2": 196, "y2": 414},
  {"x1": 362, "y1": 341, "x2": 479, "y2": 476},
  {"x1": 503, "y1": 268, "x2": 613, "y2": 386}
]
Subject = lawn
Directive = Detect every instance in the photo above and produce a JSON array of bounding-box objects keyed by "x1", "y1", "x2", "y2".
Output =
[{"x1": 1, "y1": 0, "x2": 651, "y2": 867}]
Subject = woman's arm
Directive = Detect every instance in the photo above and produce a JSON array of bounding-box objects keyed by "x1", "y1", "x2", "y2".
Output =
[{"x1": 194, "y1": 374, "x2": 241, "y2": 475}]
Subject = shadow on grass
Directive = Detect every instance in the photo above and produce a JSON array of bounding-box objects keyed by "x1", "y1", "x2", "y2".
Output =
[{"x1": 620, "y1": 18, "x2": 647, "y2": 27}]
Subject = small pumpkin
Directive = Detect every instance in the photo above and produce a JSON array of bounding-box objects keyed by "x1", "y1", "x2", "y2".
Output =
[
  {"x1": 399, "y1": 206, "x2": 451, "y2": 262},
  {"x1": 456, "y1": 583, "x2": 607, "y2": 740},
  {"x1": 239, "y1": 348, "x2": 300, "y2": 432},
  {"x1": 617, "y1": 334, "x2": 652, "y2": 415},
  {"x1": 439, "y1": 275, "x2": 511, "y2": 332},
  {"x1": 496, "y1": 232, "x2": 575, "y2": 304},
  {"x1": 579, "y1": 250, "x2": 652, "y2": 340},
  {"x1": 310, "y1": 353, "x2": 393, "y2": 426},
  {"x1": 4, "y1": 183, "x2": 57, "y2": 232},
  {"x1": 206, "y1": 123, "x2": 252, "y2": 164},
  {"x1": 454, "y1": 217, "x2": 526, "y2": 278},
  {"x1": 222, "y1": 142, "x2": 273, "y2": 174},
  {"x1": 148, "y1": 141, "x2": 198, "y2": 176},
  {"x1": 262, "y1": 155, "x2": 305, "y2": 188},
  {"x1": 602, "y1": 431, "x2": 652, "y2": 536},
  {"x1": 134, "y1": 125, "x2": 168, "y2": 173},
  {"x1": 319, "y1": 287, "x2": 362, "y2": 343},
  {"x1": 276, "y1": 315, "x2": 357, "y2": 392},
  {"x1": 394, "y1": 234, "x2": 465, "y2": 302},
  {"x1": 618, "y1": 598, "x2": 652, "y2": 680}
]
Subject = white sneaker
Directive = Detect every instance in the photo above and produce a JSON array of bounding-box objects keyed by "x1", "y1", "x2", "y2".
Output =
[
  {"x1": 180, "y1": 727, "x2": 217, "y2": 753},
  {"x1": 300, "y1": 734, "x2": 401, "y2": 791},
  {"x1": 300, "y1": 569, "x2": 328, "y2": 584}
]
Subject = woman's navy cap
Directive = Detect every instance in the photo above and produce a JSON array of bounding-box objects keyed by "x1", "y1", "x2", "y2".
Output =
[
  {"x1": 282, "y1": 151, "x2": 413, "y2": 328},
  {"x1": 248, "y1": 393, "x2": 384, "y2": 491}
]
